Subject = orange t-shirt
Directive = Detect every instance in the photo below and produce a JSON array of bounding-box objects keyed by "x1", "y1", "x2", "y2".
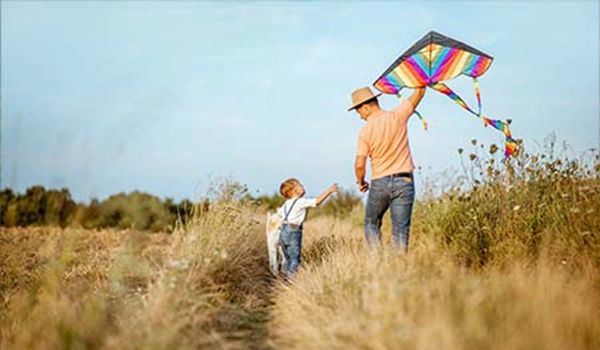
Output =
[{"x1": 356, "y1": 100, "x2": 415, "y2": 180}]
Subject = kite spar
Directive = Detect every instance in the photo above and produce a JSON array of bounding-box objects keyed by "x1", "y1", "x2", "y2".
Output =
[{"x1": 373, "y1": 31, "x2": 517, "y2": 157}]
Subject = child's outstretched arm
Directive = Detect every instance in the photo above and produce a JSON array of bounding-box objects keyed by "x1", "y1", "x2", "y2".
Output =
[{"x1": 315, "y1": 184, "x2": 338, "y2": 206}]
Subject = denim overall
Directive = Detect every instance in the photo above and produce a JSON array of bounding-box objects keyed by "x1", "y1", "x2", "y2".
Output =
[{"x1": 279, "y1": 198, "x2": 302, "y2": 278}]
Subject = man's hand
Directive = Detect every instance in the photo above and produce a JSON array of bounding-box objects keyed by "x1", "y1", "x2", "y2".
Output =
[
  {"x1": 357, "y1": 180, "x2": 369, "y2": 193},
  {"x1": 354, "y1": 155, "x2": 368, "y2": 192}
]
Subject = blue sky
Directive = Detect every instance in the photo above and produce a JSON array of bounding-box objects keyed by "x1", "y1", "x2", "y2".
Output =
[{"x1": 2, "y1": 1, "x2": 598, "y2": 201}]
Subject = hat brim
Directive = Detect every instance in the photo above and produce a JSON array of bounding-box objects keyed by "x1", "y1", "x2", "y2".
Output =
[{"x1": 347, "y1": 93, "x2": 382, "y2": 112}]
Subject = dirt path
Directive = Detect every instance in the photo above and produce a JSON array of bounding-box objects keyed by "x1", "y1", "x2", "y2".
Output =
[
  {"x1": 216, "y1": 234, "x2": 344, "y2": 350},
  {"x1": 213, "y1": 276, "x2": 277, "y2": 350}
]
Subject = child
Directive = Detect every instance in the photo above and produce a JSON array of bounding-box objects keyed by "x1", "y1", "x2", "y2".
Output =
[{"x1": 277, "y1": 178, "x2": 338, "y2": 278}]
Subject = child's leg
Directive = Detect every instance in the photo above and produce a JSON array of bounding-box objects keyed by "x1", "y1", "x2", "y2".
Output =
[
  {"x1": 279, "y1": 226, "x2": 292, "y2": 274},
  {"x1": 285, "y1": 229, "x2": 302, "y2": 277}
]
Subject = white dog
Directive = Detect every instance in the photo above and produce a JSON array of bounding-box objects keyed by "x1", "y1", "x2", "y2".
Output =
[{"x1": 265, "y1": 212, "x2": 286, "y2": 275}]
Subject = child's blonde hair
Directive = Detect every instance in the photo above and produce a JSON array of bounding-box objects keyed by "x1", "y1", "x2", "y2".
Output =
[{"x1": 280, "y1": 178, "x2": 300, "y2": 199}]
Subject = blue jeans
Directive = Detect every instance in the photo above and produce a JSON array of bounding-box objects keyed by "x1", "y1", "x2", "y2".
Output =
[
  {"x1": 365, "y1": 175, "x2": 415, "y2": 251},
  {"x1": 279, "y1": 224, "x2": 303, "y2": 277}
]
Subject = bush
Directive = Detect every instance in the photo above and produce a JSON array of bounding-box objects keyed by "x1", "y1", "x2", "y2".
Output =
[
  {"x1": 413, "y1": 139, "x2": 600, "y2": 267},
  {"x1": 0, "y1": 187, "x2": 199, "y2": 232}
]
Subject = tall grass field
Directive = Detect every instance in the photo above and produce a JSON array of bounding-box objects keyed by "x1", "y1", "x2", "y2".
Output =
[{"x1": 1, "y1": 145, "x2": 598, "y2": 349}]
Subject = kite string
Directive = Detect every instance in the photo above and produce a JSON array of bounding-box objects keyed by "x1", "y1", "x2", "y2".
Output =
[{"x1": 395, "y1": 92, "x2": 428, "y2": 131}]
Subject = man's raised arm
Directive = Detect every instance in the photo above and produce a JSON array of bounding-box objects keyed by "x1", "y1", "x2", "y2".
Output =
[{"x1": 407, "y1": 87, "x2": 426, "y2": 109}]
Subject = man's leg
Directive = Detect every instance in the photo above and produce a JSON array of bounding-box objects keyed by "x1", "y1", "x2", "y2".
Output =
[
  {"x1": 365, "y1": 178, "x2": 390, "y2": 245},
  {"x1": 390, "y1": 176, "x2": 415, "y2": 251}
]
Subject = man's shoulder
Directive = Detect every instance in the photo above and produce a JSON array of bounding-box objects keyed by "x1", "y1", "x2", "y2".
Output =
[
  {"x1": 391, "y1": 99, "x2": 415, "y2": 118},
  {"x1": 359, "y1": 123, "x2": 370, "y2": 137}
]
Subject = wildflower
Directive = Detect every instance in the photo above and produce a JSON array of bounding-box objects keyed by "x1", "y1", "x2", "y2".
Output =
[
  {"x1": 169, "y1": 276, "x2": 177, "y2": 288},
  {"x1": 513, "y1": 205, "x2": 521, "y2": 211},
  {"x1": 220, "y1": 250, "x2": 229, "y2": 260}
]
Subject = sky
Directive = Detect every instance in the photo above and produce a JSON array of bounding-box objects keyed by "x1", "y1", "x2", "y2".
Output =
[{"x1": 2, "y1": 0, "x2": 599, "y2": 202}]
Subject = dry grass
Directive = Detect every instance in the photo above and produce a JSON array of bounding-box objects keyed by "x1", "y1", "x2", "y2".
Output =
[
  {"x1": 0, "y1": 189, "x2": 272, "y2": 350},
  {"x1": 269, "y1": 145, "x2": 600, "y2": 350},
  {"x1": 270, "y1": 232, "x2": 598, "y2": 350},
  {"x1": 0, "y1": 227, "x2": 169, "y2": 350},
  {"x1": 1, "y1": 148, "x2": 599, "y2": 350}
]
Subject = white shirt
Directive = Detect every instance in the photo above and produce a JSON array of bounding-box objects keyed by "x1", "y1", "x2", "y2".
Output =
[{"x1": 277, "y1": 197, "x2": 317, "y2": 226}]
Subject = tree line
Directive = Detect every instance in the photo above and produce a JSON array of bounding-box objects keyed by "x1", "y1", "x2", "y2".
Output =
[
  {"x1": 0, "y1": 186, "x2": 195, "y2": 232},
  {"x1": 0, "y1": 185, "x2": 362, "y2": 232}
]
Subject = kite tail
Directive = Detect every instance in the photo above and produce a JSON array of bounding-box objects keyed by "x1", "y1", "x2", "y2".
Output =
[
  {"x1": 396, "y1": 92, "x2": 428, "y2": 130},
  {"x1": 427, "y1": 81, "x2": 479, "y2": 116},
  {"x1": 505, "y1": 136, "x2": 517, "y2": 158},
  {"x1": 427, "y1": 80, "x2": 517, "y2": 158},
  {"x1": 481, "y1": 117, "x2": 517, "y2": 157},
  {"x1": 474, "y1": 77, "x2": 482, "y2": 114}
]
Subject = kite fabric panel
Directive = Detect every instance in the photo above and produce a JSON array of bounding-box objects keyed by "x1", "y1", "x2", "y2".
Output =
[
  {"x1": 373, "y1": 31, "x2": 517, "y2": 158},
  {"x1": 373, "y1": 31, "x2": 493, "y2": 92}
]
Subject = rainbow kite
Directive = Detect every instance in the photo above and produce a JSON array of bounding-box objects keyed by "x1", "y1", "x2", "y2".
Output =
[{"x1": 373, "y1": 31, "x2": 517, "y2": 157}]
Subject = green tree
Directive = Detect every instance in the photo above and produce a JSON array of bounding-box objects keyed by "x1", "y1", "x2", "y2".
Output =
[{"x1": 0, "y1": 189, "x2": 15, "y2": 225}]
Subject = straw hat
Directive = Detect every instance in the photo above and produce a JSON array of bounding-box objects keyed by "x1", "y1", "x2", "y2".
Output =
[{"x1": 347, "y1": 86, "x2": 382, "y2": 111}]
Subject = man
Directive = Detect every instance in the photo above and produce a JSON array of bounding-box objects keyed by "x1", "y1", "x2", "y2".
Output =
[{"x1": 348, "y1": 86, "x2": 426, "y2": 250}]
